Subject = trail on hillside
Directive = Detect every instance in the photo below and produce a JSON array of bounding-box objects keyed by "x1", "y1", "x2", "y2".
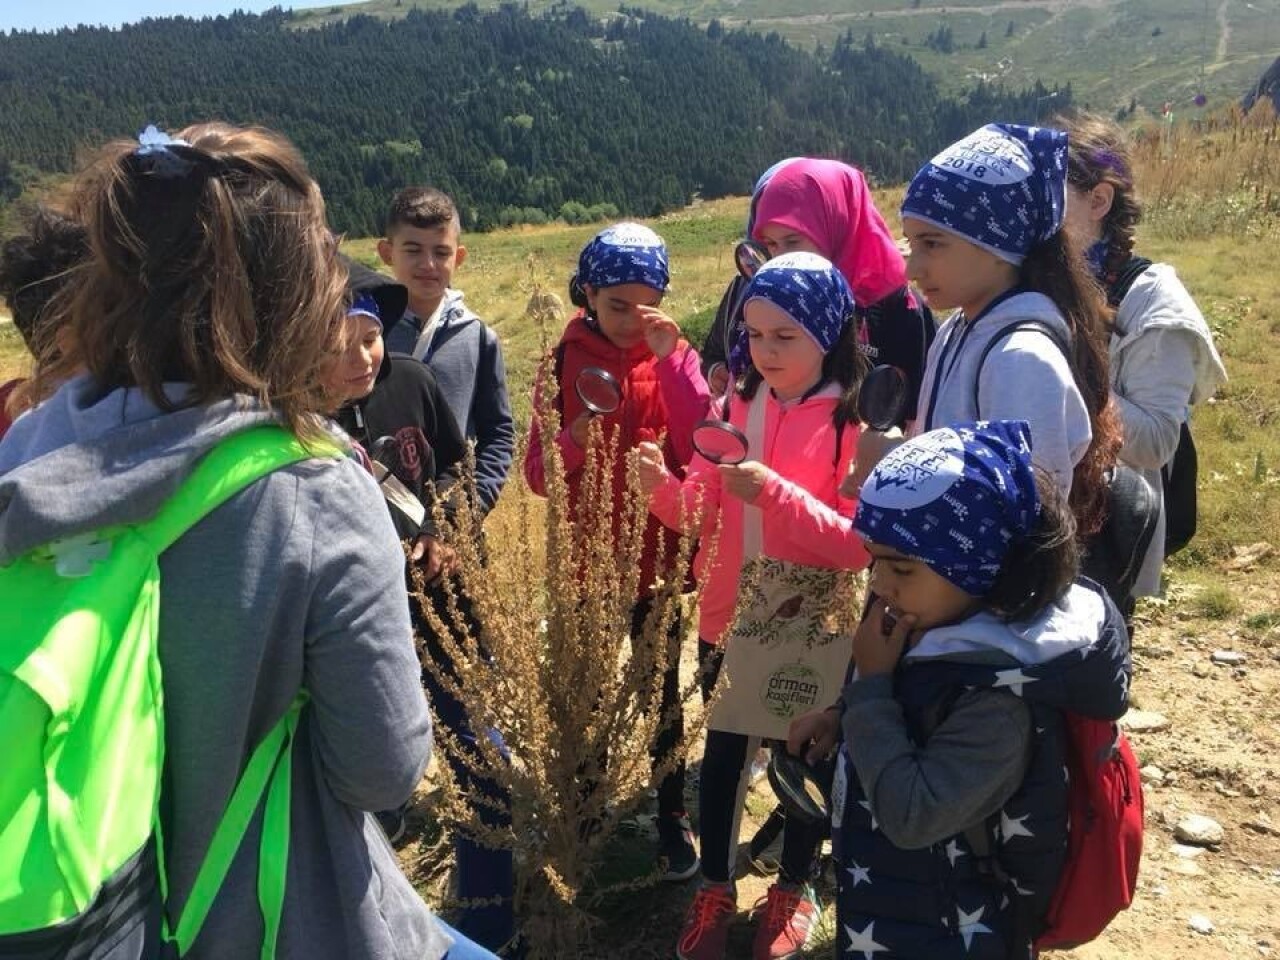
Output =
[
  {"x1": 719, "y1": 0, "x2": 1109, "y2": 29},
  {"x1": 1216, "y1": 0, "x2": 1232, "y2": 65}
]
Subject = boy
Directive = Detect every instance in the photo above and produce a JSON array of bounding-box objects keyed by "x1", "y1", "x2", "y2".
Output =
[{"x1": 380, "y1": 188, "x2": 515, "y2": 514}]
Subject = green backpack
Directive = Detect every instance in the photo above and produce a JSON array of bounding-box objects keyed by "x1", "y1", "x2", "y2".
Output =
[{"x1": 0, "y1": 425, "x2": 334, "y2": 958}]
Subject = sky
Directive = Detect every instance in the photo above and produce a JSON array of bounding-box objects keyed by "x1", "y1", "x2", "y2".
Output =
[{"x1": 0, "y1": 0, "x2": 365, "y2": 32}]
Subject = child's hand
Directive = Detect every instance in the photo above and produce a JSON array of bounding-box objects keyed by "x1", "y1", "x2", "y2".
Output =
[
  {"x1": 636, "y1": 441, "x2": 669, "y2": 493},
  {"x1": 852, "y1": 599, "x2": 917, "y2": 678},
  {"x1": 639, "y1": 306, "x2": 681, "y2": 360},
  {"x1": 718, "y1": 460, "x2": 771, "y2": 502},
  {"x1": 568, "y1": 411, "x2": 595, "y2": 449},
  {"x1": 840, "y1": 429, "x2": 904, "y2": 499},
  {"x1": 707, "y1": 362, "x2": 730, "y2": 398},
  {"x1": 787, "y1": 706, "x2": 841, "y2": 766},
  {"x1": 411, "y1": 534, "x2": 456, "y2": 584}
]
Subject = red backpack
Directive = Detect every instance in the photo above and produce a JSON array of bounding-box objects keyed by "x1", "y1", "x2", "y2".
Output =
[{"x1": 1034, "y1": 714, "x2": 1144, "y2": 950}]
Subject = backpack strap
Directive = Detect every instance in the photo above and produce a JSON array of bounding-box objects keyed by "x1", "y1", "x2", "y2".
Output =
[
  {"x1": 1105, "y1": 256, "x2": 1153, "y2": 310},
  {"x1": 140, "y1": 425, "x2": 331, "y2": 554},
  {"x1": 138, "y1": 426, "x2": 337, "y2": 958},
  {"x1": 162, "y1": 692, "x2": 307, "y2": 960},
  {"x1": 972, "y1": 321, "x2": 1071, "y2": 417}
]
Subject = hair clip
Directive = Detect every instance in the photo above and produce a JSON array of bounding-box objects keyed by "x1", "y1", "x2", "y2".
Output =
[
  {"x1": 134, "y1": 124, "x2": 195, "y2": 179},
  {"x1": 1088, "y1": 148, "x2": 1131, "y2": 185}
]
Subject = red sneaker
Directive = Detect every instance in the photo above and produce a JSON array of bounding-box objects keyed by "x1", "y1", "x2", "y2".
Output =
[
  {"x1": 676, "y1": 884, "x2": 737, "y2": 960},
  {"x1": 751, "y1": 883, "x2": 819, "y2": 960}
]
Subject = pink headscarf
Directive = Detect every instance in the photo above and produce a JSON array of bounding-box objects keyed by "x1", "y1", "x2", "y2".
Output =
[{"x1": 751, "y1": 158, "x2": 907, "y2": 309}]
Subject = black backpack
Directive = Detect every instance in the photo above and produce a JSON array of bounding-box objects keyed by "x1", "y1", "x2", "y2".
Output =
[
  {"x1": 1106, "y1": 256, "x2": 1197, "y2": 556},
  {"x1": 972, "y1": 321, "x2": 1159, "y2": 613}
]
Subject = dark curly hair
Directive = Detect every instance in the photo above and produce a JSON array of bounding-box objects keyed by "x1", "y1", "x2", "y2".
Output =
[
  {"x1": 984, "y1": 466, "x2": 1080, "y2": 622},
  {"x1": 1060, "y1": 111, "x2": 1143, "y2": 285},
  {"x1": 0, "y1": 206, "x2": 87, "y2": 351}
]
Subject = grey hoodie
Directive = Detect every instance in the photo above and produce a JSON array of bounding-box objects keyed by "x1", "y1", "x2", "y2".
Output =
[
  {"x1": 0, "y1": 377, "x2": 450, "y2": 960},
  {"x1": 916, "y1": 291, "x2": 1092, "y2": 497}
]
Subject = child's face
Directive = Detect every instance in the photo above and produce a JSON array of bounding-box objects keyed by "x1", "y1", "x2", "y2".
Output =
[
  {"x1": 585, "y1": 282, "x2": 663, "y2": 350},
  {"x1": 755, "y1": 222, "x2": 826, "y2": 260},
  {"x1": 866, "y1": 542, "x2": 979, "y2": 632},
  {"x1": 902, "y1": 216, "x2": 1018, "y2": 319},
  {"x1": 377, "y1": 222, "x2": 466, "y2": 310},
  {"x1": 322, "y1": 312, "x2": 384, "y2": 405},
  {"x1": 743, "y1": 299, "x2": 824, "y2": 402}
]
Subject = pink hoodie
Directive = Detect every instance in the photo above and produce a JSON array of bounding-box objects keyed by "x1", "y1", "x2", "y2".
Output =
[
  {"x1": 752, "y1": 158, "x2": 908, "y2": 309},
  {"x1": 648, "y1": 384, "x2": 870, "y2": 645}
]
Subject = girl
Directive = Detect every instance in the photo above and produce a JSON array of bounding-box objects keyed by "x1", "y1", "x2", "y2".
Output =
[
  {"x1": 790, "y1": 420, "x2": 1130, "y2": 959},
  {"x1": 639, "y1": 253, "x2": 871, "y2": 960},
  {"x1": 701, "y1": 158, "x2": 935, "y2": 427},
  {"x1": 853, "y1": 123, "x2": 1121, "y2": 542},
  {"x1": 1062, "y1": 112, "x2": 1226, "y2": 598},
  {"x1": 524, "y1": 221, "x2": 711, "y2": 883},
  {"x1": 0, "y1": 123, "x2": 494, "y2": 960}
]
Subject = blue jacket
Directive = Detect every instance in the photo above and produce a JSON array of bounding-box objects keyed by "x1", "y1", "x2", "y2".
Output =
[
  {"x1": 834, "y1": 580, "x2": 1130, "y2": 959},
  {"x1": 385, "y1": 289, "x2": 514, "y2": 514}
]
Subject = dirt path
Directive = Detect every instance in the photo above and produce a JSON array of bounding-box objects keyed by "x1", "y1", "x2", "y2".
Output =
[
  {"x1": 719, "y1": 0, "x2": 1109, "y2": 29},
  {"x1": 1216, "y1": 0, "x2": 1232, "y2": 65}
]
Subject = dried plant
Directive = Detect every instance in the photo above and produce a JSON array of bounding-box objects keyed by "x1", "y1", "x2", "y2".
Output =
[
  {"x1": 410, "y1": 286, "x2": 719, "y2": 958},
  {"x1": 1131, "y1": 104, "x2": 1280, "y2": 239}
]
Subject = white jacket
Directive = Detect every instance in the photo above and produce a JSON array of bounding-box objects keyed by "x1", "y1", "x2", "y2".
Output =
[
  {"x1": 915, "y1": 290, "x2": 1092, "y2": 497},
  {"x1": 1111, "y1": 263, "x2": 1227, "y2": 595}
]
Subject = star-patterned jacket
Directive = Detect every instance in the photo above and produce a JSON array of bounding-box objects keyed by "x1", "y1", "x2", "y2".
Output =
[{"x1": 833, "y1": 578, "x2": 1130, "y2": 959}]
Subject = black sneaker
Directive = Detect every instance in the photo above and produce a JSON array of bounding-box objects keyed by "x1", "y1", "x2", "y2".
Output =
[{"x1": 657, "y1": 813, "x2": 700, "y2": 882}]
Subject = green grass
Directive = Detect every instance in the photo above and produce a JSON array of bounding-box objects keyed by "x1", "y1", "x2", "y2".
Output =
[{"x1": 0, "y1": 319, "x2": 29, "y2": 381}]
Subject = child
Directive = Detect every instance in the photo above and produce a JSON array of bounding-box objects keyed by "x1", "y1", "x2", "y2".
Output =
[
  {"x1": 701, "y1": 158, "x2": 935, "y2": 428},
  {"x1": 524, "y1": 221, "x2": 711, "y2": 882},
  {"x1": 788, "y1": 420, "x2": 1130, "y2": 960},
  {"x1": 880, "y1": 123, "x2": 1120, "y2": 541},
  {"x1": 1062, "y1": 112, "x2": 1226, "y2": 597},
  {"x1": 380, "y1": 187, "x2": 515, "y2": 514},
  {"x1": 0, "y1": 206, "x2": 86, "y2": 437},
  {"x1": 639, "y1": 252, "x2": 871, "y2": 960},
  {"x1": 0, "y1": 123, "x2": 494, "y2": 959},
  {"x1": 327, "y1": 257, "x2": 467, "y2": 555},
  {"x1": 324, "y1": 259, "x2": 516, "y2": 953}
]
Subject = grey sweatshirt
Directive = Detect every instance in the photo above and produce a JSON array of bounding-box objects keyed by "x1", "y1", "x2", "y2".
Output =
[
  {"x1": 1111, "y1": 263, "x2": 1227, "y2": 595},
  {"x1": 0, "y1": 377, "x2": 450, "y2": 960},
  {"x1": 916, "y1": 291, "x2": 1092, "y2": 497}
]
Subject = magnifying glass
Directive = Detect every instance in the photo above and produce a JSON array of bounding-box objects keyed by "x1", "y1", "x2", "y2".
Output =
[
  {"x1": 766, "y1": 746, "x2": 830, "y2": 827},
  {"x1": 575, "y1": 366, "x2": 622, "y2": 416},
  {"x1": 734, "y1": 240, "x2": 769, "y2": 281},
  {"x1": 691, "y1": 419, "x2": 750, "y2": 466},
  {"x1": 856, "y1": 364, "x2": 910, "y2": 432},
  {"x1": 367, "y1": 435, "x2": 400, "y2": 482},
  {"x1": 366, "y1": 435, "x2": 427, "y2": 527}
]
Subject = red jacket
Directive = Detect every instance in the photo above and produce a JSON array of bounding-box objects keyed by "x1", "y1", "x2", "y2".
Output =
[
  {"x1": 525, "y1": 312, "x2": 710, "y2": 596},
  {"x1": 0, "y1": 379, "x2": 23, "y2": 440}
]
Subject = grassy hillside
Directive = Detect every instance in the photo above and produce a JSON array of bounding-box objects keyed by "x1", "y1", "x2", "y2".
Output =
[{"x1": 292, "y1": 0, "x2": 1280, "y2": 115}]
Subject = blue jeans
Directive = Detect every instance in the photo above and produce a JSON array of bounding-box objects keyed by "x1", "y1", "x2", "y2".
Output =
[{"x1": 439, "y1": 918, "x2": 503, "y2": 960}]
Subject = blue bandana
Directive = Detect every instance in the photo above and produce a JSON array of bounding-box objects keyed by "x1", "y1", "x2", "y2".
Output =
[
  {"x1": 1084, "y1": 237, "x2": 1109, "y2": 279},
  {"x1": 576, "y1": 222, "x2": 670, "y2": 293},
  {"x1": 347, "y1": 291, "x2": 383, "y2": 325},
  {"x1": 854, "y1": 420, "x2": 1041, "y2": 595},
  {"x1": 901, "y1": 123, "x2": 1068, "y2": 265},
  {"x1": 729, "y1": 251, "x2": 855, "y2": 377}
]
